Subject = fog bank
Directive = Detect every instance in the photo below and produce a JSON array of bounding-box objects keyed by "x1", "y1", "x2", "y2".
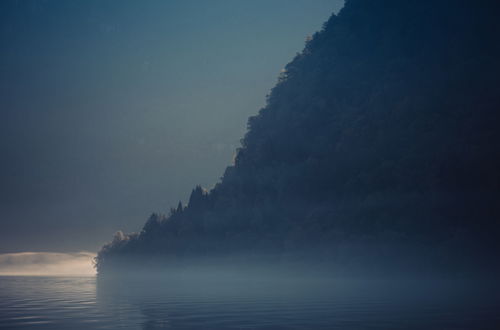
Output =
[{"x1": 0, "y1": 252, "x2": 95, "y2": 276}]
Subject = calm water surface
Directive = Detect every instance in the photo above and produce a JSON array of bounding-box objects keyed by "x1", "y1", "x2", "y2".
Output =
[{"x1": 0, "y1": 275, "x2": 499, "y2": 329}]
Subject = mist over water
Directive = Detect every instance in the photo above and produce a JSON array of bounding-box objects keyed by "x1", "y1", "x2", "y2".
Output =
[
  {"x1": 1, "y1": 0, "x2": 500, "y2": 328},
  {"x1": 0, "y1": 252, "x2": 96, "y2": 276},
  {"x1": 0, "y1": 271, "x2": 499, "y2": 329}
]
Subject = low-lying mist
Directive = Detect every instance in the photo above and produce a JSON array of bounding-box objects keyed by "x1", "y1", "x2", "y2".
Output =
[{"x1": 0, "y1": 252, "x2": 96, "y2": 276}]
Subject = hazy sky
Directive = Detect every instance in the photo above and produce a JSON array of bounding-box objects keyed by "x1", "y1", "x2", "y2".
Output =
[{"x1": 0, "y1": 0, "x2": 344, "y2": 253}]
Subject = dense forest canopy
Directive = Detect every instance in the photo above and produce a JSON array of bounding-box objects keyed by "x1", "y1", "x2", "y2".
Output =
[{"x1": 96, "y1": 0, "x2": 500, "y2": 277}]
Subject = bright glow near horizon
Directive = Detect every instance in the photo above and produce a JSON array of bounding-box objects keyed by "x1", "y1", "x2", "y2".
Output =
[{"x1": 0, "y1": 252, "x2": 96, "y2": 276}]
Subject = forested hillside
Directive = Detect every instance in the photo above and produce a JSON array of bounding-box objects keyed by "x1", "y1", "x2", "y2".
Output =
[{"x1": 96, "y1": 0, "x2": 500, "y2": 276}]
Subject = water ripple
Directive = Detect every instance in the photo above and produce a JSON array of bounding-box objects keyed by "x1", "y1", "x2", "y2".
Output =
[{"x1": 0, "y1": 276, "x2": 499, "y2": 329}]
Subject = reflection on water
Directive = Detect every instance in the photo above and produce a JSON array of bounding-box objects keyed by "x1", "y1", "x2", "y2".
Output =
[{"x1": 0, "y1": 274, "x2": 499, "y2": 329}]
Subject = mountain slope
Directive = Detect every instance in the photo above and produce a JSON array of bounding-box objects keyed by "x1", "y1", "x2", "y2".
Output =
[{"x1": 96, "y1": 0, "x2": 500, "y2": 276}]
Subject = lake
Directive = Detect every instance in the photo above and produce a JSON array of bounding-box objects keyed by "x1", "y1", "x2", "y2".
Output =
[{"x1": 0, "y1": 275, "x2": 499, "y2": 329}]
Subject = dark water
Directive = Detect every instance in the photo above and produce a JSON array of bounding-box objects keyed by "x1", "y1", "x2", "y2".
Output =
[{"x1": 0, "y1": 275, "x2": 499, "y2": 329}]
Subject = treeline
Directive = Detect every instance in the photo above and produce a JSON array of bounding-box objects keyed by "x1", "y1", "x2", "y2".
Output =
[{"x1": 95, "y1": 0, "x2": 500, "y2": 277}]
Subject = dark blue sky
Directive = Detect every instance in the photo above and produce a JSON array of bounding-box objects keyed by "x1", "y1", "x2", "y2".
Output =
[{"x1": 0, "y1": 0, "x2": 344, "y2": 253}]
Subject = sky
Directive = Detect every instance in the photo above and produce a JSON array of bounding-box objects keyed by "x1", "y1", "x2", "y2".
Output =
[{"x1": 0, "y1": 0, "x2": 344, "y2": 254}]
